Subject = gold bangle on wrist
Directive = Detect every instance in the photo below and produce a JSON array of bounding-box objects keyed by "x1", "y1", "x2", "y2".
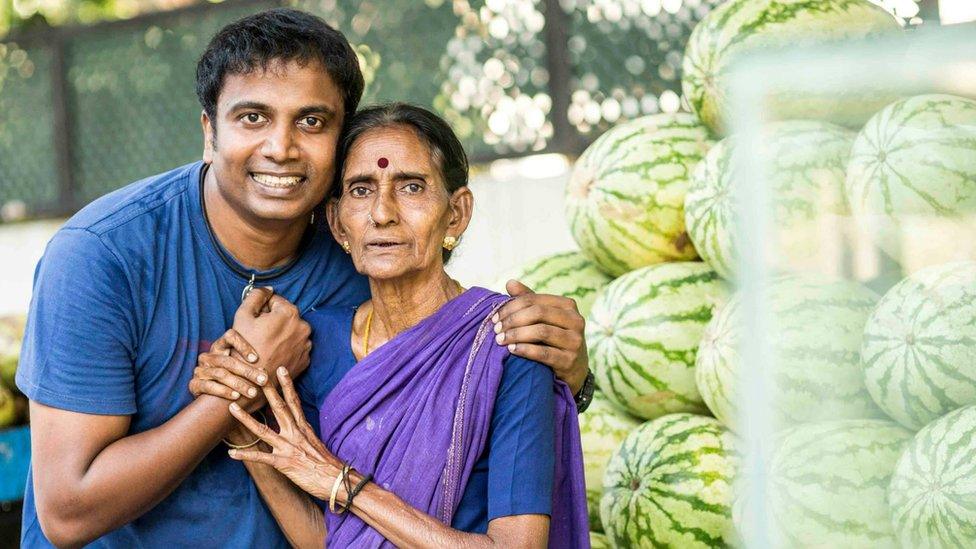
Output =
[
  {"x1": 329, "y1": 464, "x2": 351, "y2": 514},
  {"x1": 222, "y1": 410, "x2": 267, "y2": 449}
]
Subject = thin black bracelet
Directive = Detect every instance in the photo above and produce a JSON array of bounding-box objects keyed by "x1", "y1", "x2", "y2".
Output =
[
  {"x1": 341, "y1": 467, "x2": 354, "y2": 514},
  {"x1": 340, "y1": 472, "x2": 373, "y2": 513}
]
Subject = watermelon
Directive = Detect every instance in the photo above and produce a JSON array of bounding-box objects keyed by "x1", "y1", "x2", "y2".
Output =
[
  {"x1": 565, "y1": 113, "x2": 713, "y2": 277},
  {"x1": 684, "y1": 120, "x2": 854, "y2": 280},
  {"x1": 587, "y1": 262, "x2": 728, "y2": 420},
  {"x1": 861, "y1": 260, "x2": 976, "y2": 430},
  {"x1": 601, "y1": 413, "x2": 737, "y2": 548},
  {"x1": 695, "y1": 274, "x2": 884, "y2": 433},
  {"x1": 736, "y1": 419, "x2": 911, "y2": 548},
  {"x1": 492, "y1": 251, "x2": 613, "y2": 318},
  {"x1": 0, "y1": 315, "x2": 26, "y2": 390},
  {"x1": 682, "y1": 0, "x2": 900, "y2": 136},
  {"x1": 846, "y1": 94, "x2": 976, "y2": 272},
  {"x1": 590, "y1": 531, "x2": 611, "y2": 549},
  {"x1": 889, "y1": 405, "x2": 976, "y2": 548},
  {"x1": 579, "y1": 391, "x2": 642, "y2": 532}
]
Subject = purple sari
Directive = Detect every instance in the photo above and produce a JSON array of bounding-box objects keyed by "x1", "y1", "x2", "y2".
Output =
[{"x1": 318, "y1": 287, "x2": 588, "y2": 548}]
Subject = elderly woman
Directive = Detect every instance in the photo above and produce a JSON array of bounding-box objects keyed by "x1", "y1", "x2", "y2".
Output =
[{"x1": 192, "y1": 103, "x2": 588, "y2": 548}]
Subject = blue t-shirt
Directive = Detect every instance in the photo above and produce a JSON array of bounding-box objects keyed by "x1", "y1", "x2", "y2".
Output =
[
  {"x1": 16, "y1": 162, "x2": 370, "y2": 548},
  {"x1": 295, "y1": 306, "x2": 556, "y2": 533}
]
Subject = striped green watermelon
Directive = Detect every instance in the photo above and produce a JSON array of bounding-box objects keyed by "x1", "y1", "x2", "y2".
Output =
[
  {"x1": 588, "y1": 262, "x2": 728, "y2": 420},
  {"x1": 889, "y1": 405, "x2": 976, "y2": 548},
  {"x1": 590, "y1": 531, "x2": 611, "y2": 549},
  {"x1": 682, "y1": 0, "x2": 900, "y2": 135},
  {"x1": 684, "y1": 120, "x2": 853, "y2": 280},
  {"x1": 736, "y1": 419, "x2": 911, "y2": 547},
  {"x1": 565, "y1": 113, "x2": 713, "y2": 277},
  {"x1": 695, "y1": 274, "x2": 884, "y2": 433},
  {"x1": 492, "y1": 251, "x2": 613, "y2": 318},
  {"x1": 846, "y1": 94, "x2": 976, "y2": 271},
  {"x1": 579, "y1": 391, "x2": 642, "y2": 532},
  {"x1": 861, "y1": 260, "x2": 976, "y2": 430},
  {"x1": 847, "y1": 94, "x2": 976, "y2": 220},
  {"x1": 601, "y1": 413, "x2": 738, "y2": 548}
]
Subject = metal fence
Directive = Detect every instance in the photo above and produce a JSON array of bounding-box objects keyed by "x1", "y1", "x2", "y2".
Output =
[{"x1": 0, "y1": 0, "x2": 932, "y2": 221}]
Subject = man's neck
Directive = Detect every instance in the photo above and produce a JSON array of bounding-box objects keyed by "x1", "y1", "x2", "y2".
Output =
[{"x1": 203, "y1": 169, "x2": 310, "y2": 271}]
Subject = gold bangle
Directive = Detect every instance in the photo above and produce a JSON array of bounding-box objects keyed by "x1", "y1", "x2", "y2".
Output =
[
  {"x1": 329, "y1": 464, "x2": 351, "y2": 515},
  {"x1": 223, "y1": 410, "x2": 266, "y2": 449}
]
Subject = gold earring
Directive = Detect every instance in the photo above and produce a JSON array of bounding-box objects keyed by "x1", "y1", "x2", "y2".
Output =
[
  {"x1": 342, "y1": 240, "x2": 350, "y2": 253},
  {"x1": 442, "y1": 236, "x2": 458, "y2": 251}
]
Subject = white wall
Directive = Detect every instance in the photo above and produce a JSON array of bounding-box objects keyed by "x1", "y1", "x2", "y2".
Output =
[{"x1": 0, "y1": 157, "x2": 576, "y2": 316}]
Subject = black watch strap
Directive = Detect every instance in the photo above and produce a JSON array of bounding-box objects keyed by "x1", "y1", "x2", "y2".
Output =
[{"x1": 574, "y1": 371, "x2": 595, "y2": 414}]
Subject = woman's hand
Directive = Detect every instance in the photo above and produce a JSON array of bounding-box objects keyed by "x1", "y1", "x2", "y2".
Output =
[
  {"x1": 189, "y1": 328, "x2": 272, "y2": 413},
  {"x1": 227, "y1": 367, "x2": 343, "y2": 501},
  {"x1": 493, "y1": 280, "x2": 589, "y2": 394}
]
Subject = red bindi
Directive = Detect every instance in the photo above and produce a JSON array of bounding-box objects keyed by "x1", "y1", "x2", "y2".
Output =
[{"x1": 377, "y1": 157, "x2": 389, "y2": 169}]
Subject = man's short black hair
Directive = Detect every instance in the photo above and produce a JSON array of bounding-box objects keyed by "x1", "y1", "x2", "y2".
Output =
[{"x1": 196, "y1": 8, "x2": 364, "y2": 125}]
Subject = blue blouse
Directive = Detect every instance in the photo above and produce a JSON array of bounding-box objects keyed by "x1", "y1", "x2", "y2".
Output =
[{"x1": 294, "y1": 305, "x2": 556, "y2": 533}]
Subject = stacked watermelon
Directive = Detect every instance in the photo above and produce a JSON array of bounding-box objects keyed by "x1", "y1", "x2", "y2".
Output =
[
  {"x1": 682, "y1": 0, "x2": 900, "y2": 136},
  {"x1": 587, "y1": 262, "x2": 728, "y2": 420},
  {"x1": 684, "y1": 120, "x2": 854, "y2": 280},
  {"x1": 542, "y1": 1, "x2": 976, "y2": 547},
  {"x1": 846, "y1": 94, "x2": 976, "y2": 273},
  {"x1": 696, "y1": 274, "x2": 884, "y2": 432},
  {"x1": 577, "y1": 392, "x2": 641, "y2": 532},
  {"x1": 601, "y1": 414, "x2": 738, "y2": 548},
  {"x1": 861, "y1": 261, "x2": 976, "y2": 431},
  {"x1": 888, "y1": 405, "x2": 976, "y2": 548},
  {"x1": 736, "y1": 419, "x2": 912, "y2": 547},
  {"x1": 565, "y1": 113, "x2": 713, "y2": 277},
  {"x1": 492, "y1": 251, "x2": 612, "y2": 318}
]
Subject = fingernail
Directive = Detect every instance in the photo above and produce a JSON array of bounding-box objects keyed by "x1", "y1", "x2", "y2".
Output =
[
  {"x1": 278, "y1": 367, "x2": 288, "y2": 376},
  {"x1": 491, "y1": 313, "x2": 499, "y2": 323},
  {"x1": 230, "y1": 402, "x2": 241, "y2": 411},
  {"x1": 493, "y1": 322, "x2": 502, "y2": 334},
  {"x1": 228, "y1": 449, "x2": 237, "y2": 457},
  {"x1": 495, "y1": 333, "x2": 504, "y2": 344},
  {"x1": 231, "y1": 391, "x2": 241, "y2": 399},
  {"x1": 508, "y1": 343, "x2": 516, "y2": 352},
  {"x1": 248, "y1": 388, "x2": 257, "y2": 397},
  {"x1": 247, "y1": 353, "x2": 258, "y2": 363},
  {"x1": 256, "y1": 374, "x2": 267, "y2": 385}
]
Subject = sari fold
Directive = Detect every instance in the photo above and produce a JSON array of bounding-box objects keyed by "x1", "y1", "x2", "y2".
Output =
[{"x1": 319, "y1": 287, "x2": 587, "y2": 548}]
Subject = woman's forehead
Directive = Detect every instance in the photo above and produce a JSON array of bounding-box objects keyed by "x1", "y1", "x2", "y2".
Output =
[{"x1": 345, "y1": 125, "x2": 434, "y2": 172}]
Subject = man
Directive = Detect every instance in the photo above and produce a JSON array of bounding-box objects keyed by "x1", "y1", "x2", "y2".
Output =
[{"x1": 16, "y1": 8, "x2": 593, "y2": 548}]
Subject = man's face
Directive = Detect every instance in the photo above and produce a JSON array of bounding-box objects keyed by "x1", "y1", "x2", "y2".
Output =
[{"x1": 202, "y1": 59, "x2": 343, "y2": 224}]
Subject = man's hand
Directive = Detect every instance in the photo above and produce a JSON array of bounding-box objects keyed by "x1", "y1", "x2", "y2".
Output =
[
  {"x1": 232, "y1": 288, "x2": 312, "y2": 380},
  {"x1": 493, "y1": 280, "x2": 589, "y2": 394}
]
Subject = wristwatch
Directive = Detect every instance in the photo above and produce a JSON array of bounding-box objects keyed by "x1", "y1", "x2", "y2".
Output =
[{"x1": 574, "y1": 370, "x2": 595, "y2": 414}]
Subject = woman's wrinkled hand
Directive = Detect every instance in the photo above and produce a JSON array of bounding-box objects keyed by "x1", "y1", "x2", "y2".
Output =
[
  {"x1": 227, "y1": 367, "x2": 343, "y2": 501},
  {"x1": 188, "y1": 328, "x2": 273, "y2": 412},
  {"x1": 493, "y1": 280, "x2": 590, "y2": 394}
]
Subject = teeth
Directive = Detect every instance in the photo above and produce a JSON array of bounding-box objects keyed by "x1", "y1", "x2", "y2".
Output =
[{"x1": 252, "y1": 173, "x2": 303, "y2": 187}]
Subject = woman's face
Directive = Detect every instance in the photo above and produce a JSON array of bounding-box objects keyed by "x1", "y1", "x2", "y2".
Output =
[{"x1": 329, "y1": 124, "x2": 471, "y2": 281}]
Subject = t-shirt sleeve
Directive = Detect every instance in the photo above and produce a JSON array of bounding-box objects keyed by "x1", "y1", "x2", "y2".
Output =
[
  {"x1": 486, "y1": 355, "x2": 556, "y2": 521},
  {"x1": 15, "y1": 228, "x2": 138, "y2": 415}
]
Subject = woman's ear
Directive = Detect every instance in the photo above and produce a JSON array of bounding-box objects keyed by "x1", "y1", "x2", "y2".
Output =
[
  {"x1": 326, "y1": 198, "x2": 346, "y2": 245},
  {"x1": 447, "y1": 186, "x2": 474, "y2": 239}
]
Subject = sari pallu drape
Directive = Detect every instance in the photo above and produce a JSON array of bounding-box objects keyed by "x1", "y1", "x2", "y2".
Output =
[{"x1": 318, "y1": 287, "x2": 588, "y2": 548}]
